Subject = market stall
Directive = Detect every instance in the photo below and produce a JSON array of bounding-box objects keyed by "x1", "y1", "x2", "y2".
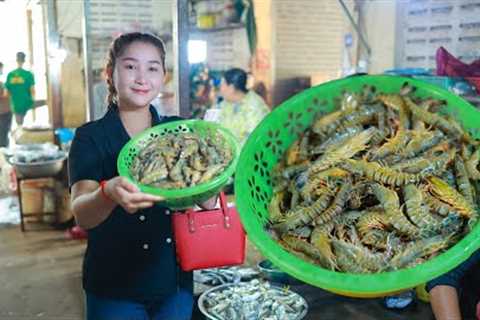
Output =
[{"x1": 3, "y1": 0, "x2": 480, "y2": 319}]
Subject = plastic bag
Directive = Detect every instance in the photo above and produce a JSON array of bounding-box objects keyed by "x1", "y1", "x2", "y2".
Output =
[
  {"x1": 436, "y1": 46, "x2": 480, "y2": 77},
  {"x1": 436, "y1": 46, "x2": 480, "y2": 93}
]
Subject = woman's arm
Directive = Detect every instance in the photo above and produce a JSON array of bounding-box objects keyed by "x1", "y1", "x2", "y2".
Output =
[
  {"x1": 429, "y1": 285, "x2": 461, "y2": 320},
  {"x1": 71, "y1": 180, "x2": 116, "y2": 229},
  {"x1": 71, "y1": 177, "x2": 163, "y2": 230}
]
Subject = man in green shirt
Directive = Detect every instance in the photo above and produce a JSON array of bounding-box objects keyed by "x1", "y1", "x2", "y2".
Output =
[{"x1": 5, "y1": 52, "x2": 35, "y2": 126}]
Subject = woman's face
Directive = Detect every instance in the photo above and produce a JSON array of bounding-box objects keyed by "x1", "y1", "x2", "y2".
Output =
[
  {"x1": 219, "y1": 78, "x2": 234, "y2": 102},
  {"x1": 112, "y1": 41, "x2": 164, "y2": 110}
]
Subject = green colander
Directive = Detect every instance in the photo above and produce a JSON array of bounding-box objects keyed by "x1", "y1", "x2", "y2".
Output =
[
  {"x1": 234, "y1": 75, "x2": 480, "y2": 298},
  {"x1": 118, "y1": 119, "x2": 239, "y2": 209}
]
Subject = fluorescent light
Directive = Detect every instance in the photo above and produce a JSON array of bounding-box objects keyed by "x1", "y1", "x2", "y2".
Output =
[
  {"x1": 188, "y1": 40, "x2": 207, "y2": 64},
  {"x1": 48, "y1": 47, "x2": 67, "y2": 63}
]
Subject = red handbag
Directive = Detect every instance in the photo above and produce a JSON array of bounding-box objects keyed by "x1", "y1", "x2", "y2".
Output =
[{"x1": 172, "y1": 192, "x2": 246, "y2": 271}]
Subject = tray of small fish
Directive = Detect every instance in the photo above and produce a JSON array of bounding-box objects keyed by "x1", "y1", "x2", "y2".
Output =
[
  {"x1": 198, "y1": 279, "x2": 308, "y2": 320},
  {"x1": 234, "y1": 75, "x2": 480, "y2": 297},
  {"x1": 117, "y1": 119, "x2": 239, "y2": 209},
  {"x1": 194, "y1": 267, "x2": 260, "y2": 286}
]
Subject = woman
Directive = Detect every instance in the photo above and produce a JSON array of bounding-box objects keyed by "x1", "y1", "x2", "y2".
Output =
[
  {"x1": 69, "y1": 32, "x2": 211, "y2": 320},
  {"x1": 216, "y1": 68, "x2": 270, "y2": 147}
]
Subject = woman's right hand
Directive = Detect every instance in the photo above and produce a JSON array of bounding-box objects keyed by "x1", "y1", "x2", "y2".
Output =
[{"x1": 103, "y1": 177, "x2": 164, "y2": 214}]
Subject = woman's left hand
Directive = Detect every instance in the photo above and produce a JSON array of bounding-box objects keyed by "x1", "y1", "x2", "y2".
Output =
[{"x1": 104, "y1": 177, "x2": 164, "y2": 213}]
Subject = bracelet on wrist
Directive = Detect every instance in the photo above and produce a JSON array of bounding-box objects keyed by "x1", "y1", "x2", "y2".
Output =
[{"x1": 99, "y1": 180, "x2": 113, "y2": 202}]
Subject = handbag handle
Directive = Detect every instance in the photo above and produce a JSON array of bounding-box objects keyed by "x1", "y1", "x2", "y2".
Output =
[{"x1": 187, "y1": 192, "x2": 230, "y2": 233}]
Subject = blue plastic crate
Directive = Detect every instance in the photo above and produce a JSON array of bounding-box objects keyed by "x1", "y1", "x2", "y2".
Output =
[
  {"x1": 413, "y1": 76, "x2": 476, "y2": 95},
  {"x1": 383, "y1": 68, "x2": 433, "y2": 76},
  {"x1": 412, "y1": 76, "x2": 454, "y2": 90}
]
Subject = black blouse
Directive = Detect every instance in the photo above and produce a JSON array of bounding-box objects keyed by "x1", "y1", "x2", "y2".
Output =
[{"x1": 68, "y1": 105, "x2": 192, "y2": 300}]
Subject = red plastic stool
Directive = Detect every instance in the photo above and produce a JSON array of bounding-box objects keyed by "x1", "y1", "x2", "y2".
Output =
[{"x1": 66, "y1": 226, "x2": 88, "y2": 240}]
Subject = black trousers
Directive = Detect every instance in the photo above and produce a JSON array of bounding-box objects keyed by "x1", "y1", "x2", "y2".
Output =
[{"x1": 0, "y1": 112, "x2": 12, "y2": 148}]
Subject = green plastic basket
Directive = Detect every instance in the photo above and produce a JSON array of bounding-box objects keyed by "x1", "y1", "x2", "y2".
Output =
[
  {"x1": 118, "y1": 119, "x2": 239, "y2": 209},
  {"x1": 234, "y1": 75, "x2": 480, "y2": 298}
]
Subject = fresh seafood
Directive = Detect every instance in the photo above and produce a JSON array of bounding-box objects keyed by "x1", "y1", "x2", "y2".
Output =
[
  {"x1": 267, "y1": 87, "x2": 480, "y2": 274},
  {"x1": 200, "y1": 279, "x2": 308, "y2": 320},
  {"x1": 194, "y1": 267, "x2": 260, "y2": 286},
  {"x1": 130, "y1": 130, "x2": 232, "y2": 189}
]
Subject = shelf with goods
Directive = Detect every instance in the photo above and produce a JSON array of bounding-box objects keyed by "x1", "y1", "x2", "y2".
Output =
[
  {"x1": 189, "y1": 22, "x2": 245, "y2": 35},
  {"x1": 189, "y1": 0, "x2": 243, "y2": 31}
]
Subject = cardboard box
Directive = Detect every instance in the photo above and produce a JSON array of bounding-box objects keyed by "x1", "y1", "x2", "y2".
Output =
[{"x1": 20, "y1": 178, "x2": 55, "y2": 215}]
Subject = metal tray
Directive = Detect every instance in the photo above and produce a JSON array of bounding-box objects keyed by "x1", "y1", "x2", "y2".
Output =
[
  {"x1": 198, "y1": 281, "x2": 308, "y2": 320},
  {"x1": 10, "y1": 154, "x2": 66, "y2": 178}
]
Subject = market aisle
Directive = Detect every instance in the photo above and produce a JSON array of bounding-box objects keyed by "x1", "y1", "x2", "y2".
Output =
[{"x1": 0, "y1": 226, "x2": 85, "y2": 319}]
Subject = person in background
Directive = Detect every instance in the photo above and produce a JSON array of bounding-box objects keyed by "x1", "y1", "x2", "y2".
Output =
[
  {"x1": 203, "y1": 68, "x2": 269, "y2": 195},
  {"x1": 69, "y1": 32, "x2": 215, "y2": 320},
  {"x1": 211, "y1": 68, "x2": 270, "y2": 147},
  {"x1": 0, "y1": 62, "x2": 12, "y2": 148},
  {"x1": 5, "y1": 52, "x2": 35, "y2": 126},
  {"x1": 427, "y1": 250, "x2": 480, "y2": 319},
  {"x1": 92, "y1": 68, "x2": 109, "y2": 120}
]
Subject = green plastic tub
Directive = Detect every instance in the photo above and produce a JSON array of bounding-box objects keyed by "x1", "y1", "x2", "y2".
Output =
[
  {"x1": 234, "y1": 75, "x2": 480, "y2": 297},
  {"x1": 118, "y1": 119, "x2": 239, "y2": 209}
]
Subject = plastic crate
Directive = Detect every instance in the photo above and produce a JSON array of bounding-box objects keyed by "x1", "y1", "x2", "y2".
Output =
[
  {"x1": 413, "y1": 76, "x2": 477, "y2": 95},
  {"x1": 412, "y1": 75, "x2": 455, "y2": 91}
]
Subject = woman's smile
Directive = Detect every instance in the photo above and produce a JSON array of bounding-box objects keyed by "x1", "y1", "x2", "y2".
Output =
[{"x1": 131, "y1": 88, "x2": 150, "y2": 95}]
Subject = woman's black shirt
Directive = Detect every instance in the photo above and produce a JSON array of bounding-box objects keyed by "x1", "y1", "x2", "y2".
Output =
[{"x1": 68, "y1": 105, "x2": 192, "y2": 300}]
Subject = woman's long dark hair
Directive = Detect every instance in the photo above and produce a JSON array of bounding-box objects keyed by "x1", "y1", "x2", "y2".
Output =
[
  {"x1": 223, "y1": 68, "x2": 248, "y2": 93},
  {"x1": 105, "y1": 32, "x2": 166, "y2": 106}
]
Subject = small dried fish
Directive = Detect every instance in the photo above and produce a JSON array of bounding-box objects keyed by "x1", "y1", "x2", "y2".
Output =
[{"x1": 200, "y1": 279, "x2": 307, "y2": 320}]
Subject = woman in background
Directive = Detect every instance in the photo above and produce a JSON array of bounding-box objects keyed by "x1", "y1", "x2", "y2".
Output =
[
  {"x1": 216, "y1": 68, "x2": 270, "y2": 147},
  {"x1": 203, "y1": 68, "x2": 269, "y2": 194}
]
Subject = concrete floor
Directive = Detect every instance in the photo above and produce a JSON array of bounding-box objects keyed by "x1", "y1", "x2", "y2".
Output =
[
  {"x1": 0, "y1": 220, "x2": 440, "y2": 320},
  {"x1": 0, "y1": 226, "x2": 85, "y2": 319}
]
